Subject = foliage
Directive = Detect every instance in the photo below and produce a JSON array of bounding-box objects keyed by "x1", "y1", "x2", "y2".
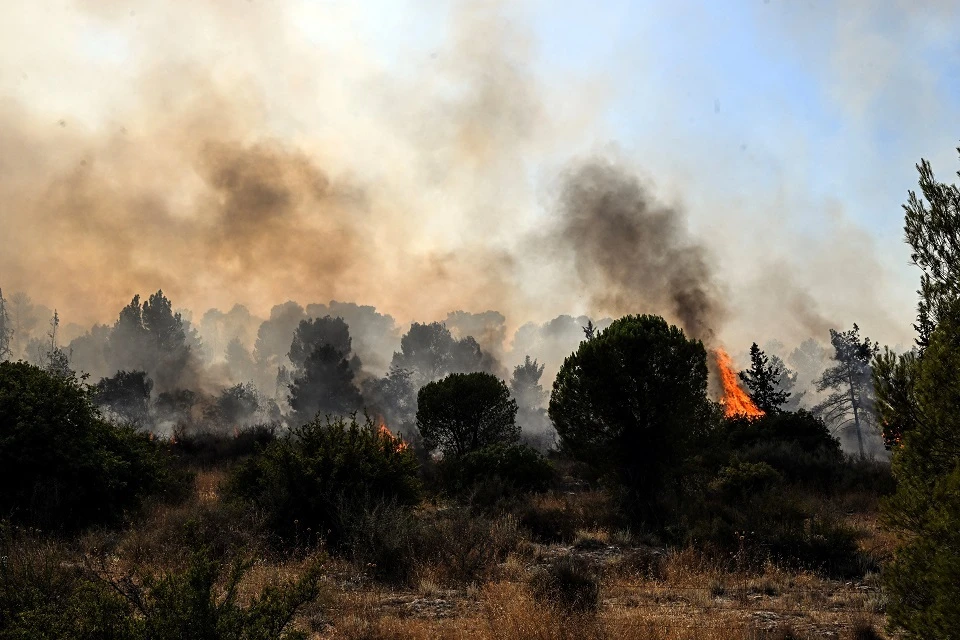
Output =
[
  {"x1": 443, "y1": 443, "x2": 554, "y2": 498},
  {"x1": 94, "y1": 370, "x2": 153, "y2": 426},
  {"x1": 511, "y1": 356, "x2": 550, "y2": 433},
  {"x1": 337, "y1": 501, "x2": 521, "y2": 586},
  {"x1": 739, "y1": 343, "x2": 790, "y2": 414},
  {"x1": 227, "y1": 414, "x2": 420, "y2": 546},
  {"x1": 206, "y1": 382, "x2": 277, "y2": 431},
  {"x1": 416, "y1": 372, "x2": 519, "y2": 457},
  {"x1": 877, "y1": 149, "x2": 960, "y2": 638},
  {"x1": 120, "y1": 549, "x2": 322, "y2": 640},
  {"x1": 903, "y1": 148, "x2": 960, "y2": 347},
  {"x1": 707, "y1": 460, "x2": 782, "y2": 500},
  {"x1": 0, "y1": 361, "x2": 176, "y2": 532},
  {"x1": 361, "y1": 365, "x2": 417, "y2": 432},
  {"x1": 390, "y1": 321, "x2": 487, "y2": 388},
  {"x1": 106, "y1": 291, "x2": 191, "y2": 391},
  {"x1": 882, "y1": 302, "x2": 960, "y2": 638},
  {"x1": 224, "y1": 337, "x2": 257, "y2": 386},
  {"x1": 814, "y1": 324, "x2": 879, "y2": 458},
  {"x1": 873, "y1": 347, "x2": 920, "y2": 448},
  {"x1": 0, "y1": 527, "x2": 322, "y2": 640},
  {"x1": 549, "y1": 315, "x2": 712, "y2": 517},
  {"x1": 287, "y1": 345, "x2": 363, "y2": 426},
  {"x1": 288, "y1": 316, "x2": 354, "y2": 372},
  {"x1": 724, "y1": 409, "x2": 843, "y2": 487}
]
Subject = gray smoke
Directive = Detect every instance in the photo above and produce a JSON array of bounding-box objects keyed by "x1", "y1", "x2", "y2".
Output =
[{"x1": 554, "y1": 159, "x2": 725, "y2": 341}]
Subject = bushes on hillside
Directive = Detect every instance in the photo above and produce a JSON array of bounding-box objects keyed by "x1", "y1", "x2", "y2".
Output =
[
  {"x1": 0, "y1": 361, "x2": 181, "y2": 532},
  {"x1": 227, "y1": 414, "x2": 420, "y2": 547}
]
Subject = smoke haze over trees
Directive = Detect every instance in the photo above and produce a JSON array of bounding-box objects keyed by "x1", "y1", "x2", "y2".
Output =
[{"x1": 0, "y1": 1, "x2": 924, "y2": 360}]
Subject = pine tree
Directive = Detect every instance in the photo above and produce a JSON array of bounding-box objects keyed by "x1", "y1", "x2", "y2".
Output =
[
  {"x1": 813, "y1": 324, "x2": 878, "y2": 458},
  {"x1": 738, "y1": 343, "x2": 790, "y2": 414},
  {"x1": 877, "y1": 147, "x2": 960, "y2": 637}
]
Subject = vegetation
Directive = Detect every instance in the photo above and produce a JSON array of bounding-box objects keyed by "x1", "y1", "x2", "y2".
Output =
[
  {"x1": 549, "y1": 314, "x2": 711, "y2": 519},
  {"x1": 0, "y1": 361, "x2": 180, "y2": 532},
  {"x1": 227, "y1": 413, "x2": 420, "y2": 546},
  {"x1": 416, "y1": 371, "x2": 519, "y2": 457},
  {"x1": 815, "y1": 325, "x2": 880, "y2": 458},
  {"x1": 739, "y1": 342, "x2": 791, "y2": 414}
]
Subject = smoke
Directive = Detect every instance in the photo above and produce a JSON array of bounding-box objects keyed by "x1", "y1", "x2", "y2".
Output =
[
  {"x1": 552, "y1": 159, "x2": 724, "y2": 342},
  {"x1": 0, "y1": 0, "x2": 929, "y2": 381}
]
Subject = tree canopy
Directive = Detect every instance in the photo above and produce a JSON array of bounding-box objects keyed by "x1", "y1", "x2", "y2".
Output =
[
  {"x1": 416, "y1": 372, "x2": 519, "y2": 457},
  {"x1": 878, "y1": 147, "x2": 960, "y2": 637},
  {"x1": 814, "y1": 324, "x2": 879, "y2": 458},
  {"x1": 548, "y1": 314, "x2": 711, "y2": 513}
]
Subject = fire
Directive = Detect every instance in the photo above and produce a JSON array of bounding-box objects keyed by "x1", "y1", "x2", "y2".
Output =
[
  {"x1": 377, "y1": 418, "x2": 409, "y2": 453},
  {"x1": 714, "y1": 347, "x2": 764, "y2": 419}
]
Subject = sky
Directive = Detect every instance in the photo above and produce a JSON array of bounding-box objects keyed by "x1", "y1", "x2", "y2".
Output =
[{"x1": 1, "y1": 0, "x2": 959, "y2": 353}]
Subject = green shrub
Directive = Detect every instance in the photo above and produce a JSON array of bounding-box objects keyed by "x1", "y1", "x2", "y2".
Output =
[
  {"x1": 724, "y1": 411, "x2": 843, "y2": 489},
  {"x1": 171, "y1": 423, "x2": 278, "y2": 467},
  {"x1": 530, "y1": 556, "x2": 600, "y2": 614},
  {"x1": 0, "y1": 361, "x2": 181, "y2": 532},
  {"x1": 227, "y1": 414, "x2": 420, "y2": 547},
  {"x1": 443, "y1": 443, "x2": 554, "y2": 501},
  {"x1": 549, "y1": 315, "x2": 714, "y2": 521},
  {"x1": 130, "y1": 549, "x2": 321, "y2": 640},
  {"x1": 708, "y1": 460, "x2": 782, "y2": 500}
]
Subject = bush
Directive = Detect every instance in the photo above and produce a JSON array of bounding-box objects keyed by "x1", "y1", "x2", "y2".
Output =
[
  {"x1": 0, "y1": 361, "x2": 180, "y2": 532},
  {"x1": 171, "y1": 423, "x2": 278, "y2": 467},
  {"x1": 0, "y1": 526, "x2": 322, "y2": 640},
  {"x1": 443, "y1": 443, "x2": 554, "y2": 501},
  {"x1": 227, "y1": 414, "x2": 420, "y2": 547},
  {"x1": 530, "y1": 556, "x2": 601, "y2": 614},
  {"x1": 724, "y1": 410, "x2": 843, "y2": 488},
  {"x1": 708, "y1": 460, "x2": 782, "y2": 500}
]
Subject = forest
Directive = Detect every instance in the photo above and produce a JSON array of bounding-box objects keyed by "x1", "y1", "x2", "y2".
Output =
[{"x1": 1, "y1": 149, "x2": 957, "y2": 639}]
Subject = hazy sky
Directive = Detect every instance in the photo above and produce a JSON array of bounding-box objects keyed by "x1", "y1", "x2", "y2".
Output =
[{"x1": 1, "y1": 0, "x2": 958, "y2": 351}]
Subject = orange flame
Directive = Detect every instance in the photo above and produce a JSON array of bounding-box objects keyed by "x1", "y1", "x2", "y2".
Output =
[
  {"x1": 377, "y1": 418, "x2": 409, "y2": 453},
  {"x1": 714, "y1": 348, "x2": 764, "y2": 419}
]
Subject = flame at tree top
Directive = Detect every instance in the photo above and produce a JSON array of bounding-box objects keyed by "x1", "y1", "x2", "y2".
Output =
[{"x1": 714, "y1": 347, "x2": 764, "y2": 419}]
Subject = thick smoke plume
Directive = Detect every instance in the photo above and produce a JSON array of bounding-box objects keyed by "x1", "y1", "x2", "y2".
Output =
[{"x1": 554, "y1": 160, "x2": 724, "y2": 341}]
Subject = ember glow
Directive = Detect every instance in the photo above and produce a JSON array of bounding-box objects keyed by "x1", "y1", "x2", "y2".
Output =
[{"x1": 714, "y1": 348, "x2": 764, "y2": 419}]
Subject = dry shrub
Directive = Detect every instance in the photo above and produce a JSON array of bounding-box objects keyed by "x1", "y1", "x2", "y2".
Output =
[
  {"x1": 517, "y1": 490, "x2": 618, "y2": 543},
  {"x1": 481, "y1": 581, "x2": 605, "y2": 640},
  {"x1": 610, "y1": 546, "x2": 668, "y2": 581},
  {"x1": 530, "y1": 556, "x2": 601, "y2": 615},
  {"x1": 418, "y1": 510, "x2": 522, "y2": 586}
]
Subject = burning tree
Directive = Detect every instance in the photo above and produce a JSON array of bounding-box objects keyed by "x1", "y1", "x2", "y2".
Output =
[
  {"x1": 813, "y1": 324, "x2": 879, "y2": 458},
  {"x1": 714, "y1": 347, "x2": 763, "y2": 419}
]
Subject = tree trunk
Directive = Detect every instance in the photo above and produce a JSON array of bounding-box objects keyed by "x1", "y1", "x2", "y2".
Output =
[{"x1": 848, "y1": 375, "x2": 865, "y2": 459}]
